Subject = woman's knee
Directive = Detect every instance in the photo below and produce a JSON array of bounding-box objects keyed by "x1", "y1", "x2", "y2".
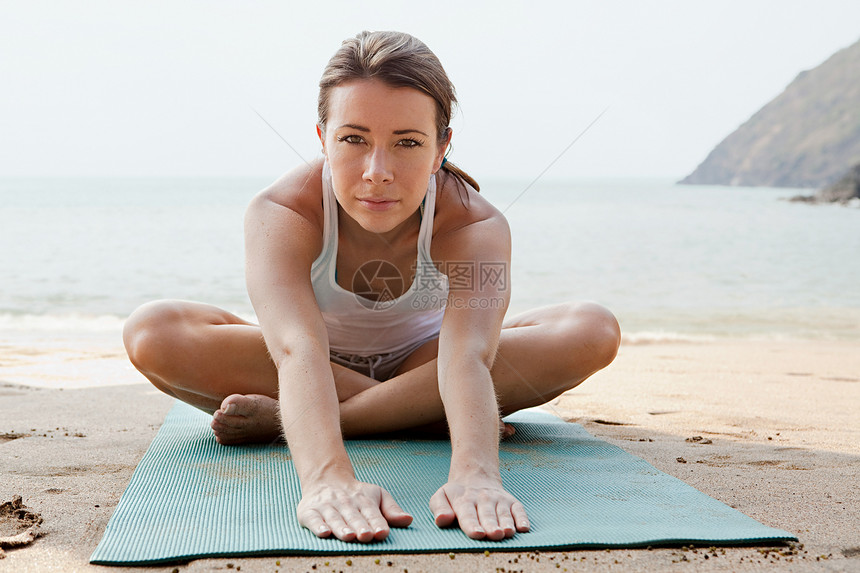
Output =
[
  {"x1": 557, "y1": 301, "x2": 621, "y2": 372},
  {"x1": 123, "y1": 300, "x2": 195, "y2": 373}
]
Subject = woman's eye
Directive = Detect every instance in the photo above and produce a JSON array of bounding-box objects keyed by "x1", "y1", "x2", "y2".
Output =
[
  {"x1": 398, "y1": 138, "x2": 423, "y2": 148},
  {"x1": 337, "y1": 135, "x2": 364, "y2": 144}
]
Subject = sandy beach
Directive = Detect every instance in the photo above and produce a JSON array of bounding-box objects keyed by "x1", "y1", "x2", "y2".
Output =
[{"x1": 1, "y1": 337, "x2": 858, "y2": 572}]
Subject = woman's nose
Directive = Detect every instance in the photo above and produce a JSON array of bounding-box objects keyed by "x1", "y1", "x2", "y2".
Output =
[{"x1": 363, "y1": 148, "x2": 394, "y2": 184}]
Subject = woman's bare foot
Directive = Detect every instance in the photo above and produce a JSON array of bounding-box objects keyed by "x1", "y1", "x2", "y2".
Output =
[
  {"x1": 500, "y1": 420, "x2": 516, "y2": 440},
  {"x1": 210, "y1": 394, "x2": 515, "y2": 444},
  {"x1": 211, "y1": 394, "x2": 282, "y2": 445}
]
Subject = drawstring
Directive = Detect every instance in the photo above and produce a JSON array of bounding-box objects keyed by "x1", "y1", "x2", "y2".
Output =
[{"x1": 330, "y1": 351, "x2": 385, "y2": 380}]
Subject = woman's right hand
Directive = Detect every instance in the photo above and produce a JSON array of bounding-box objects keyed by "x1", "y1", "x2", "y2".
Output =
[{"x1": 297, "y1": 477, "x2": 413, "y2": 542}]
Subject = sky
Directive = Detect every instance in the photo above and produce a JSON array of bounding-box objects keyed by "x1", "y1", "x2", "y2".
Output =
[{"x1": 3, "y1": 0, "x2": 860, "y2": 181}]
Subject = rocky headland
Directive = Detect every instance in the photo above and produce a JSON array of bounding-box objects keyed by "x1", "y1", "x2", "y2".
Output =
[
  {"x1": 790, "y1": 162, "x2": 860, "y2": 205},
  {"x1": 680, "y1": 37, "x2": 860, "y2": 190}
]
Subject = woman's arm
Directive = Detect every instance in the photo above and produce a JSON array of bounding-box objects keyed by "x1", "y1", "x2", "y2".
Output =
[
  {"x1": 244, "y1": 170, "x2": 411, "y2": 542},
  {"x1": 428, "y1": 210, "x2": 529, "y2": 540}
]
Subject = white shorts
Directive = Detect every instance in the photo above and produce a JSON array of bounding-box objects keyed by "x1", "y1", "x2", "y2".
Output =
[{"x1": 328, "y1": 333, "x2": 438, "y2": 381}]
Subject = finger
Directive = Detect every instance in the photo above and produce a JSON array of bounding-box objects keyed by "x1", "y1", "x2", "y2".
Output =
[
  {"x1": 298, "y1": 509, "x2": 332, "y2": 538},
  {"x1": 428, "y1": 488, "x2": 456, "y2": 527},
  {"x1": 477, "y1": 498, "x2": 504, "y2": 541},
  {"x1": 360, "y1": 506, "x2": 391, "y2": 541},
  {"x1": 379, "y1": 489, "x2": 413, "y2": 529},
  {"x1": 511, "y1": 501, "x2": 530, "y2": 532},
  {"x1": 340, "y1": 507, "x2": 374, "y2": 543},
  {"x1": 318, "y1": 505, "x2": 356, "y2": 542},
  {"x1": 348, "y1": 496, "x2": 384, "y2": 542},
  {"x1": 496, "y1": 502, "x2": 517, "y2": 538},
  {"x1": 450, "y1": 499, "x2": 484, "y2": 540}
]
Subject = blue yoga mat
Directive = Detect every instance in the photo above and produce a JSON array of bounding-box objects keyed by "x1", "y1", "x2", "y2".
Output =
[{"x1": 91, "y1": 402, "x2": 794, "y2": 564}]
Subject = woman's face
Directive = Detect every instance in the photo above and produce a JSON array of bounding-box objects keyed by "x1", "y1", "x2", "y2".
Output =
[{"x1": 319, "y1": 79, "x2": 449, "y2": 235}]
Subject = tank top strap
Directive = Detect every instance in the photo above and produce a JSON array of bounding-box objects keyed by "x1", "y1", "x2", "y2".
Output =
[
  {"x1": 416, "y1": 172, "x2": 438, "y2": 263},
  {"x1": 319, "y1": 161, "x2": 338, "y2": 262}
]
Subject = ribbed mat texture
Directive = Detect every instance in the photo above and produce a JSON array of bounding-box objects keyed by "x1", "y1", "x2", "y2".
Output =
[{"x1": 91, "y1": 402, "x2": 794, "y2": 564}]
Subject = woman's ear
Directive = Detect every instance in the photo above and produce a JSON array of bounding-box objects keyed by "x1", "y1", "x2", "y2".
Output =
[
  {"x1": 436, "y1": 128, "x2": 453, "y2": 170},
  {"x1": 316, "y1": 124, "x2": 326, "y2": 156}
]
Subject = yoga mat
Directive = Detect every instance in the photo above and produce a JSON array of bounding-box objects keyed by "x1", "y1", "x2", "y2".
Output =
[{"x1": 91, "y1": 402, "x2": 795, "y2": 565}]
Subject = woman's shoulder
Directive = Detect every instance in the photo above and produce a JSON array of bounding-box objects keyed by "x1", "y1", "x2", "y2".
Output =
[
  {"x1": 248, "y1": 158, "x2": 325, "y2": 230},
  {"x1": 431, "y1": 171, "x2": 511, "y2": 259},
  {"x1": 433, "y1": 171, "x2": 508, "y2": 233}
]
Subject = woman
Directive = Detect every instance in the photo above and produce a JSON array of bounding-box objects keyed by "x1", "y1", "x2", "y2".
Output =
[{"x1": 123, "y1": 30, "x2": 620, "y2": 544}]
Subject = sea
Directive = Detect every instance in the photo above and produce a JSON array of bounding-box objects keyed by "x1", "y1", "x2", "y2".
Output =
[{"x1": 2, "y1": 176, "x2": 859, "y2": 348}]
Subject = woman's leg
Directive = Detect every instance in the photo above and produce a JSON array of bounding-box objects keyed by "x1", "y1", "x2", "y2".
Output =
[
  {"x1": 123, "y1": 299, "x2": 379, "y2": 443},
  {"x1": 337, "y1": 301, "x2": 621, "y2": 436},
  {"x1": 123, "y1": 300, "x2": 276, "y2": 409},
  {"x1": 125, "y1": 300, "x2": 620, "y2": 442}
]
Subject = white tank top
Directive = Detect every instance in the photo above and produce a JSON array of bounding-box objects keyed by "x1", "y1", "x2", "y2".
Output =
[{"x1": 310, "y1": 161, "x2": 449, "y2": 356}]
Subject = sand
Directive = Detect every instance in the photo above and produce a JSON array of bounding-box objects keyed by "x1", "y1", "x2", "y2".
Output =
[{"x1": 1, "y1": 338, "x2": 858, "y2": 572}]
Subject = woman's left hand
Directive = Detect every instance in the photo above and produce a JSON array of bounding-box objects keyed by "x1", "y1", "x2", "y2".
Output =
[{"x1": 429, "y1": 476, "x2": 530, "y2": 540}]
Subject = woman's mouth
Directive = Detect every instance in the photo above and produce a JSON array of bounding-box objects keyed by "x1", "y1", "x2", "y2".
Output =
[{"x1": 358, "y1": 198, "x2": 398, "y2": 212}]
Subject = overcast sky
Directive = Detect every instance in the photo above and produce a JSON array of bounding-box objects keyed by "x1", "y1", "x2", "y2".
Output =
[{"x1": 3, "y1": 0, "x2": 859, "y2": 180}]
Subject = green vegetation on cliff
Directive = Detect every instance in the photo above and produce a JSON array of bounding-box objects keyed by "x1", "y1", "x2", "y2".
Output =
[{"x1": 681, "y1": 37, "x2": 860, "y2": 189}]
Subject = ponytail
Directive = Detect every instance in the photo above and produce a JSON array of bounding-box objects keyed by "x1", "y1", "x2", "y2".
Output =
[{"x1": 441, "y1": 161, "x2": 480, "y2": 193}]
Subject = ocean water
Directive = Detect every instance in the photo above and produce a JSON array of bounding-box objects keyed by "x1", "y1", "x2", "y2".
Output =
[{"x1": 2, "y1": 176, "x2": 859, "y2": 343}]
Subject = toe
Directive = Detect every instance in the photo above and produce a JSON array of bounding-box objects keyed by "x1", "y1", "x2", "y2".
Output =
[{"x1": 219, "y1": 393, "x2": 248, "y2": 416}]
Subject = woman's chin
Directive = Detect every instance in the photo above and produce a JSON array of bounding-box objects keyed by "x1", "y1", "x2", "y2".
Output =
[
  {"x1": 352, "y1": 209, "x2": 415, "y2": 235},
  {"x1": 357, "y1": 219, "x2": 401, "y2": 235}
]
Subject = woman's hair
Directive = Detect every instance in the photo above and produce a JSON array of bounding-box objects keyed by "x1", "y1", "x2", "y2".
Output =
[{"x1": 318, "y1": 30, "x2": 479, "y2": 193}]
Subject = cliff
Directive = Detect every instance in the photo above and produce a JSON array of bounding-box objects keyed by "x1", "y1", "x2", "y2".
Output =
[
  {"x1": 680, "y1": 37, "x2": 860, "y2": 188},
  {"x1": 790, "y1": 162, "x2": 860, "y2": 204}
]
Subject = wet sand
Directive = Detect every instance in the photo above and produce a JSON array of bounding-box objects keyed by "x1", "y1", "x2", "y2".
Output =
[{"x1": 1, "y1": 339, "x2": 858, "y2": 572}]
